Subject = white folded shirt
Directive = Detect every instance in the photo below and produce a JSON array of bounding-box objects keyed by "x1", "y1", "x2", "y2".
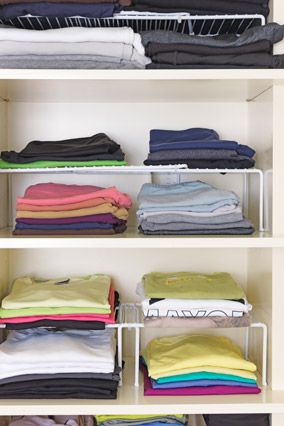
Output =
[
  {"x1": 142, "y1": 298, "x2": 252, "y2": 318},
  {"x1": 0, "y1": 328, "x2": 116, "y2": 380},
  {"x1": 0, "y1": 27, "x2": 145, "y2": 55}
]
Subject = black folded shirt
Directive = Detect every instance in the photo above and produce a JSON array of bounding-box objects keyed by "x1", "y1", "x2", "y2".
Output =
[
  {"x1": 124, "y1": 0, "x2": 269, "y2": 16},
  {"x1": 1, "y1": 133, "x2": 125, "y2": 163},
  {"x1": 144, "y1": 158, "x2": 255, "y2": 169},
  {"x1": 0, "y1": 377, "x2": 119, "y2": 399},
  {"x1": 146, "y1": 40, "x2": 272, "y2": 57}
]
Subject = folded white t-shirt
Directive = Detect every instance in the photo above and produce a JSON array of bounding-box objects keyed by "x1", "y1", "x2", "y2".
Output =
[{"x1": 0, "y1": 328, "x2": 116, "y2": 379}]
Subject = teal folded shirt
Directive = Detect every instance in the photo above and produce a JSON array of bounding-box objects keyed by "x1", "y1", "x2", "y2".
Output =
[{"x1": 156, "y1": 371, "x2": 256, "y2": 384}]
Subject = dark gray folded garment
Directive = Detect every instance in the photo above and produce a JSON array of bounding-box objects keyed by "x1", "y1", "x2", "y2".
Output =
[
  {"x1": 147, "y1": 64, "x2": 270, "y2": 69},
  {"x1": 0, "y1": 368, "x2": 121, "y2": 386},
  {"x1": 150, "y1": 52, "x2": 280, "y2": 68},
  {"x1": 146, "y1": 40, "x2": 272, "y2": 57},
  {"x1": 140, "y1": 218, "x2": 254, "y2": 232},
  {"x1": 0, "y1": 377, "x2": 118, "y2": 399},
  {"x1": 146, "y1": 149, "x2": 240, "y2": 161},
  {"x1": 141, "y1": 24, "x2": 284, "y2": 48},
  {"x1": 139, "y1": 226, "x2": 255, "y2": 235},
  {"x1": 125, "y1": 0, "x2": 269, "y2": 15},
  {"x1": 203, "y1": 414, "x2": 270, "y2": 426}
]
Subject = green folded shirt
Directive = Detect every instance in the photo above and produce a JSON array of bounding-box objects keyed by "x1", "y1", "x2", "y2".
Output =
[
  {"x1": 142, "y1": 272, "x2": 245, "y2": 300},
  {"x1": 0, "y1": 305, "x2": 110, "y2": 318},
  {"x1": 0, "y1": 159, "x2": 127, "y2": 169}
]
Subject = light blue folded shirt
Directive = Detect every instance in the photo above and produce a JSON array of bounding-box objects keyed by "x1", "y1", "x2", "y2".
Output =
[{"x1": 137, "y1": 181, "x2": 240, "y2": 213}]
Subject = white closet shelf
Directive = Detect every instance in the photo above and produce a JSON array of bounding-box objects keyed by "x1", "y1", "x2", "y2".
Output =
[
  {"x1": 0, "y1": 74, "x2": 278, "y2": 102},
  {"x1": 1, "y1": 69, "x2": 284, "y2": 80},
  {"x1": 0, "y1": 228, "x2": 282, "y2": 248},
  {"x1": 0, "y1": 166, "x2": 260, "y2": 174},
  {"x1": 0, "y1": 359, "x2": 281, "y2": 416},
  {"x1": 0, "y1": 165, "x2": 188, "y2": 174}
]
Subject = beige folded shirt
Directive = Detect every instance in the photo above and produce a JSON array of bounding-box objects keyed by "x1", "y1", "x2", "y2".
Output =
[{"x1": 16, "y1": 203, "x2": 128, "y2": 220}]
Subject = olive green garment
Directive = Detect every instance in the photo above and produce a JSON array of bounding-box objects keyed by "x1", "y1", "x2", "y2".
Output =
[
  {"x1": 142, "y1": 272, "x2": 245, "y2": 300},
  {"x1": 2, "y1": 275, "x2": 111, "y2": 310}
]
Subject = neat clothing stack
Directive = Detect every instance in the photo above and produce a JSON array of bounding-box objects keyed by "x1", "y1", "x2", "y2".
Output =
[
  {"x1": 14, "y1": 182, "x2": 132, "y2": 236},
  {"x1": 0, "y1": 26, "x2": 150, "y2": 69},
  {"x1": 143, "y1": 127, "x2": 255, "y2": 169},
  {"x1": 124, "y1": 0, "x2": 269, "y2": 16},
  {"x1": 0, "y1": 133, "x2": 127, "y2": 169},
  {"x1": 203, "y1": 414, "x2": 270, "y2": 426},
  {"x1": 141, "y1": 334, "x2": 261, "y2": 396},
  {"x1": 140, "y1": 272, "x2": 252, "y2": 329},
  {"x1": 0, "y1": 327, "x2": 119, "y2": 399},
  {"x1": 10, "y1": 416, "x2": 93, "y2": 426},
  {"x1": 95, "y1": 415, "x2": 187, "y2": 426},
  {"x1": 137, "y1": 181, "x2": 255, "y2": 235},
  {"x1": 0, "y1": 274, "x2": 118, "y2": 330},
  {"x1": 142, "y1": 23, "x2": 284, "y2": 69}
]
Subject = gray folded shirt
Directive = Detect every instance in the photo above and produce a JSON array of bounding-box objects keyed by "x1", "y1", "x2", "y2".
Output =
[
  {"x1": 140, "y1": 218, "x2": 253, "y2": 231},
  {"x1": 142, "y1": 23, "x2": 284, "y2": 48},
  {"x1": 138, "y1": 210, "x2": 244, "y2": 225},
  {"x1": 0, "y1": 54, "x2": 145, "y2": 69},
  {"x1": 147, "y1": 149, "x2": 240, "y2": 161}
]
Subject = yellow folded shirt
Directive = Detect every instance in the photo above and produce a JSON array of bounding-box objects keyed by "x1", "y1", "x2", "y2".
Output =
[
  {"x1": 149, "y1": 365, "x2": 257, "y2": 381},
  {"x1": 2, "y1": 275, "x2": 111, "y2": 309},
  {"x1": 16, "y1": 203, "x2": 128, "y2": 220},
  {"x1": 143, "y1": 334, "x2": 257, "y2": 379}
]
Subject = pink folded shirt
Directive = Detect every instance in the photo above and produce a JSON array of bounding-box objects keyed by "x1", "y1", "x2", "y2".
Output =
[
  {"x1": 0, "y1": 313, "x2": 115, "y2": 324},
  {"x1": 17, "y1": 183, "x2": 132, "y2": 208}
]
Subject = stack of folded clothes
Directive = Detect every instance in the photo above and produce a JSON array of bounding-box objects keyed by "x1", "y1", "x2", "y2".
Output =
[
  {"x1": 0, "y1": 327, "x2": 119, "y2": 399},
  {"x1": 10, "y1": 416, "x2": 94, "y2": 426},
  {"x1": 0, "y1": 26, "x2": 150, "y2": 69},
  {"x1": 137, "y1": 181, "x2": 255, "y2": 235},
  {"x1": 144, "y1": 127, "x2": 255, "y2": 169},
  {"x1": 141, "y1": 334, "x2": 261, "y2": 396},
  {"x1": 124, "y1": 0, "x2": 269, "y2": 16},
  {"x1": 95, "y1": 415, "x2": 187, "y2": 426},
  {"x1": 139, "y1": 272, "x2": 252, "y2": 328},
  {"x1": 0, "y1": 274, "x2": 118, "y2": 330},
  {"x1": 14, "y1": 182, "x2": 132, "y2": 236},
  {"x1": 142, "y1": 23, "x2": 284, "y2": 69},
  {"x1": 0, "y1": 133, "x2": 127, "y2": 169}
]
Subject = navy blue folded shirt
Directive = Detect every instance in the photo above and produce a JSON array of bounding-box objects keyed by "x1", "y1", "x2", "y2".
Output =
[
  {"x1": 149, "y1": 128, "x2": 255, "y2": 158},
  {"x1": 15, "y1": 222, "x2": 114, "y2": 231},
  {"x1": 0, "y1": 2, "x2": 120, "y2": 19}
]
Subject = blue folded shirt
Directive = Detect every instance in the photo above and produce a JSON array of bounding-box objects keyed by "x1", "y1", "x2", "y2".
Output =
[
  {"x1": 149, "y1": 128, "x2": 255, "y2": 158},
  {"x1": 15, "y1": 222, "x2": 113, "y2": 231},
  {"x1": 137, "y1": 181, "x2": 240, "y2": 213}
]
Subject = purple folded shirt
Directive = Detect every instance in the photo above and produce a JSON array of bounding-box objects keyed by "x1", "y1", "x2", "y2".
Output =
[
  {"x1": 151, "y1": 378, "x2": 257, "y2": 389},
  {"x1": 141, "y1": 365, "x2": 261, "y2": 396},
  {"x1": 16, "y1": 214, "x2": 125, "y2": 225}
]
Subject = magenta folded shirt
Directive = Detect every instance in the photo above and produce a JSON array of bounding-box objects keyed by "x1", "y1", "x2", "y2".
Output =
[
  {"x1": 17, "y1": 183, "x2": 132, "y2": 208},
  {"x1": 0, "y1": 313, "x2": 115, "y2": 324},
  {"x1": 16, "y1": 214, "x2": 125, "y2": 225},
  {"x1": 141, "y1": 365, "x2": 261, "y2": 396}
]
